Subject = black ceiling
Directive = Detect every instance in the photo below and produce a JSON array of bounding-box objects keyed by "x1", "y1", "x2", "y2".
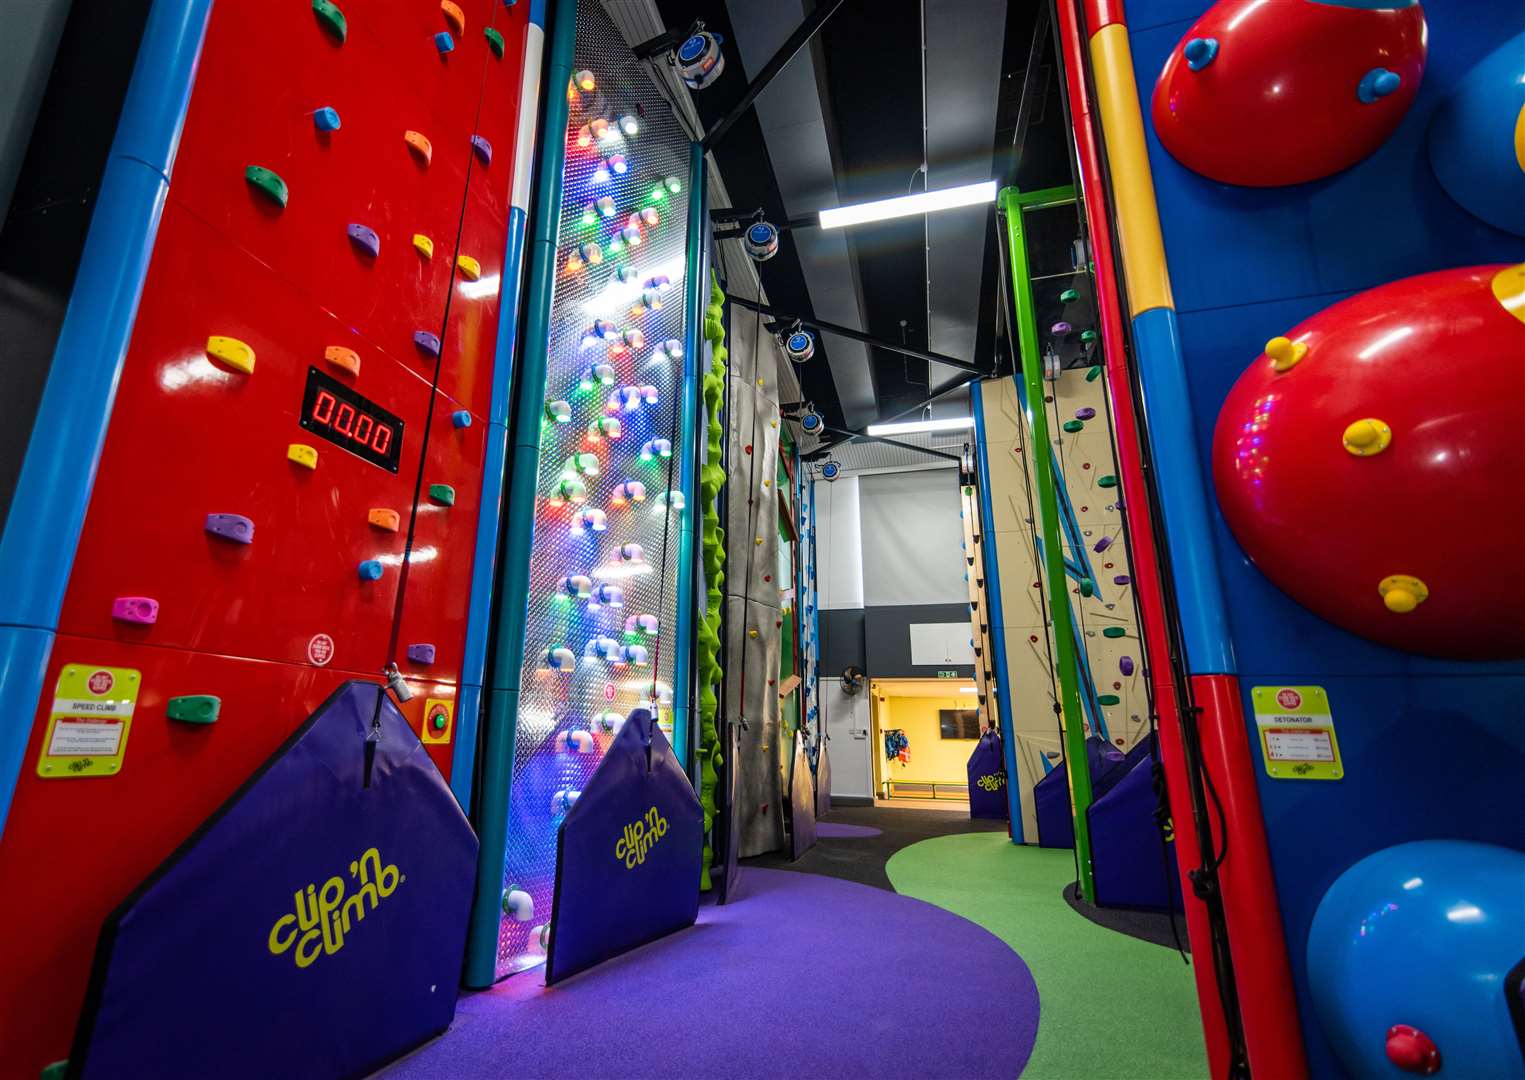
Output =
[{"x1": 651, "y1": 0, "x2": 1073, "y2": 431}]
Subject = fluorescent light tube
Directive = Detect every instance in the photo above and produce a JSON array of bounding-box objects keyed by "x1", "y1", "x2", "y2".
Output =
[
  {"x1": 864, "y1": 416, "x2": 975, "y2": 436},
  {"x1": 818, "y1": 180, "x2": 997, "y2": 230}
]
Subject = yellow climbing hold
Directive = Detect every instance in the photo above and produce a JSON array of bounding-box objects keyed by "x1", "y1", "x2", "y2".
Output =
[
  {"x1": 1265, "y1": 335, "x2": 1307, "y2": 372},
  {"x1": 413, "y1": 234, "x2": 434, "y2": 258},
  {"x1": 206, "y1": 335, "x2": 255, "y2": 374},
  {"x1": 1491, "y1": 262, "x2": 1525, "y2": 327},
  {"x1": 1342, "y1": 417, "x2": 1391, "y2": 456},
  {"x1": 456, "y1": 254, "x2": 481, "y2": 280},
  {"x1": 1378, "y1": 574, "x2": 1428, "y2": 614}
]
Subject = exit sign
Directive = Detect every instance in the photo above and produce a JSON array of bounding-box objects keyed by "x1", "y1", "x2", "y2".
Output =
[{"x1": 937, "y1": 670, "x2": 959, "y2": 678}]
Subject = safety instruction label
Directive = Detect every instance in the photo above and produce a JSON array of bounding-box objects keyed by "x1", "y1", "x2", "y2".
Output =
[
  {"x1": 1251, "y1": 685, "x2": 1343, "y2": 781},
  {"x1": 36, "y1": 665, "x2": 141, "y2": 779}
]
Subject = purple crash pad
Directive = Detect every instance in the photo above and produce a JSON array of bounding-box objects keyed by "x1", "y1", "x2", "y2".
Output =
[
  {"x1": 1089, "y1": 753, "x2": 1184, "y2": 911},
  {"x1": 1034, "y1": 735, "x2": 1128, "y2": 849}
]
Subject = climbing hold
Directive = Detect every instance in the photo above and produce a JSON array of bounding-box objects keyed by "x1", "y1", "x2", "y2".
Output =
[
  {"x1": 574, "y1": 69, "x2": 597, "y2": 93},
  {"x1": 407, "y1": 643, "x2": 437, "y2": 664},
  {"x1": 434, "y1": 31, "x2": 455, "y2": 53},
  {"x1": 244, "y1": 165, "x2": 288, "y2": 208},
  {"x1": 404, "y1": 130, "x2": 433, "y2": 165},
  {"x1": 545, "y1": 399, "x2": 572, "y2": 423},
  {"x1": 287, "y1": 444, "x2": 318, "y2": 469},
  {"x1": 452, "y1": 409, "x2": 472, "y2": 428},
  {"x1": 1384, "y1": 1025, "x2": 1440, "y2": 1075},
  {"x1": 484, "y1": 27, "x2": 505, "y2": 58},
  {"x1": 414, "y1": 330, "x2": 442, "y2": 357},
  {"x1": 1079, "y1": 577, "x2": 1095, "y2": 597},
  {"x1": 1119, "y1": 656, "x2": 1135, "y2": 676},
  {"x1": 456, "y1": 254, "x2": 482, "y2": 280},
  {"x1": 440, "y1": 0, "x2": 465, "y2": 35},
  {"x1": 545, "y1": 646, "x2": 576, "y2": 670},
  {"x1": 1113, "y1": 575, "x2": 1131, "y2": 586},
  {"x1": 1060, "y1": 288, "x2": 1078, "y2": 302},
  {"x1": 1342, "y1": 417, "x2": 1391, "y2": 456},
  {"x1": 1265, "y1": 335, "x2": 1307, "y2": 372},
  {"x1": 167, "y1": 695, "x2": 221, "y2": 725},
  {"x1": 1102, "y1": 626, "x2": 1126, "y2": 638},
  {"x1": 428, "y1": 483, "x2": 456, "y2": 506},
  {"x1": 1098, "y1": 694, "x2": 1120, "y2": 706},
  {"x1": 1052, "y1": 321, "x2": 1072, "y2": 335},
  {"x1": 206, "y1": 335, "x2": 255, "y2": 374},
  {"x1": 1183, "y1": 36, "x2": 1218, "y2": 71},
  {"x1": 413, "y1": 234, "x2": 434, "y2": 258},
  {"x1": 1075, "y1": 407, "x2": 1096, "y2": 420},
  {"x1": 358, "y1": 559, "x2": 384, "y2": 581},
  {"x1": 205, "y1": 513, "x2": 254, "y2": 544},
  {"x1": 111, "y1": 596, "x2": 159, "y2": 625},
  {"x1": 1378, "y1": 574, "x2": 1428, "y2": 614},
  {"x1": 368, "y1": 508, "x2": 400, "y2": 532},
  {"x1": 324, "y1": 345, "x2": 360, "y2": 376},
  {"x1": 1357, "y1": 67, "x2": 1402, "y2": 105},
  {"x1": 314, "y1": 106, "x2": 341, "y2": 132},
  {"x1": 1080, "y1": 329, "x2": 1097, "y2": 343},
  {"x1": 347, "y1": 223, "x2": 380, "y2": 257},
  {"x1": 312, "y1": 0, "x2": 347, "y2": 43},
  {"x1": 1062, "y1": 420, "x2": 1084, "y2": 433},
  {"x1": 471, "y1": 134, "x2": 493, "y2": 165},
  {"x1": 1094, "y1": 535, "x2": 1113, "y2": 553},
  {"x1": 1097, "y1": 475, "x2": 1118, "y2": 488}
]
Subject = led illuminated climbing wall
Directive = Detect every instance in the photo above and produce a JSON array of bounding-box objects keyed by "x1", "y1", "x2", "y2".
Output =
[
  {"x1": 0, "y1": 2, "x2": 533, "y2": 1074},
  {"x1": 490, "y1": 0, "x2": 691, "y2": 979}
]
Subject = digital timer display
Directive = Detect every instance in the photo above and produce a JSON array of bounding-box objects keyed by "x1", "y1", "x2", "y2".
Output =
[{"x1": 299, "y1": 366, "x2": 404, "y2": 472}]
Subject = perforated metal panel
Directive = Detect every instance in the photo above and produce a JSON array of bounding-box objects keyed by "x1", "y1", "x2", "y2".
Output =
[{"x1": 494, "y1": 0, "x2": 691, "y2": 979}]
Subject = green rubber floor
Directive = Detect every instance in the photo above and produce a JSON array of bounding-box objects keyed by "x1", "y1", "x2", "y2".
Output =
[{"x1": 887, "y1": 833, "x2": 1208, "y2": 1080}]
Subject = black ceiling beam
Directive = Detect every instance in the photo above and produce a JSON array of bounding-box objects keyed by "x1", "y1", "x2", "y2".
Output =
[
  {"x1": 823, "y1": 426, "x2": 962, "y2": 462},
  {"x1": 724, "y1": 292, "x2": 989, "y2": 375},
  {"x1": 807, "y1": 369, "x2": 987, "y2": 458},
  {"x1": 699, "y1": 0, "x2": 849, "y2": 154}
]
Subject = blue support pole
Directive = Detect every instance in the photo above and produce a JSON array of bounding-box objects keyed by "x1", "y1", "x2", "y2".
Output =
[
  {"x1": 464, "y1": 0, "x2": 572, "y2": 990},
  {"x1": 971, "y1": 381, "x2": 1025, "y2": 842},
  {"x1": 0, "y1": 0, "x2": 213, "y2": 837},
  {"x1": 670, "y1": 140, "x2": 706, "y2": 775}
]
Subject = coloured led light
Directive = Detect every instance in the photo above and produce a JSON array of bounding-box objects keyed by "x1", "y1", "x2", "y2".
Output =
[
  {"x1": 574, "y1": 69, "x2": 596, "y2": 92},
  {"x1": 546, "y1": 399, "x2": 572, "y2": 423},
  {"x1": 817, "y1": 180, "x2": 997, "y2": 230},
  {"x1": 618, "y1": 114, "x2": 639, "y2": 136}
]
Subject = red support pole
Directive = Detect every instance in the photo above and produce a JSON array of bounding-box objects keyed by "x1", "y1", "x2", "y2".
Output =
[{"x1": 1054, "y1": 0, "x2": 1231, "y2": 1071}]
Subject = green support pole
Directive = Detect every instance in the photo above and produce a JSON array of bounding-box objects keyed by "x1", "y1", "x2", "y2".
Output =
[
  {"x1": 998, "y1": 185, "x2": 1095, "y2": 901},
  {"x1": 463, "y1": 0, "x2": 578, "y2": 988}
]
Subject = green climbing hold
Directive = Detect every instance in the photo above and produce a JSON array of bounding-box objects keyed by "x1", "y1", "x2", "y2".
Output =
[
  {"x1": 1060, "y1": 288, "x2": 1078, "y2": 303},
  {"x1": 1079, "y1": 577, "x2": 1095, "y2": 597},
  {"x1": 1080, "y1": 329, "x2": 1097, "y2": 343},
  {"x1": 429, "y1": 483, "x2": 456, "y2": 506},
  {"x1": 40, "y1": 1063, "x2": 68, "y2": 1080},
  {"x1": 167, "y1": 694, "x2": 221, "y2": 725},
  {"x1": 1098, "y1": 693, "x2": 1120, "y2": 706},
  {"x1": 1062, "y1": 419, "x2": 1084, "y2": 433},
  {"x1": 245, "y1": 165, "x2": 288, "y2": 208},
  {"x1": 1103, "y1": 626, "x2": 1127, "y2": 638},
  {"x1": 1085, "y1": 364, "x2": 1102, "y2": 382},
  {"x1": 484, "y1": 26, "x2": 505, "y2": 57},
  {"x1": 1097, "y1": 475, "x2": 1118, "y2": 488},
  {"x1": 312, "y1": 0, "x2": 348, "y2": 42}
]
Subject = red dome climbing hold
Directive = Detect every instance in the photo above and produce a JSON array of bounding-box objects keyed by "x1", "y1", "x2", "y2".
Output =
[
  {"x1": 1212, "y1": 264, "x2": 1525, "y2": 660},
  {"x1": 1152, "y1": 0, "x2": 1427, "y2": 187}
]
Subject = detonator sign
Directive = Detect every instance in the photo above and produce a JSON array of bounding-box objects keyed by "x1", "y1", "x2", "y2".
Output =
[{"x1": 1252, "y1": 685, "x2": 1344, "y2": 780}]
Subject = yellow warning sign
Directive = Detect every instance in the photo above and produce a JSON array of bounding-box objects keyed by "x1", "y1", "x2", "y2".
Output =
[{"x1": 36, "y1": 665, "x2": 141, "y2": 778}]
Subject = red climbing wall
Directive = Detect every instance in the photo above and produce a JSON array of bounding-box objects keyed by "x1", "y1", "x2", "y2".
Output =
[{"x1": 0, "y1": 2, "x2": 527, "y2": 1073}]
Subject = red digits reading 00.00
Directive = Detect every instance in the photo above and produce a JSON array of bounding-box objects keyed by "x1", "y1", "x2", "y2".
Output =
[{"x1": 312, "y1": 390, "x2": 393, "y2": 453}]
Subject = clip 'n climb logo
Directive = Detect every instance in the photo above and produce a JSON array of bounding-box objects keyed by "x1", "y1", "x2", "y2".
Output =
[
  {"x1": 268, "y1": 847, "x2": 403, "y2": 968},
  {"x1": 615, "y1": 807, "x2": 669, "y2": 869},
  {"x1": 976, "y1": 772, "x2": 1006, "y2": 792}
]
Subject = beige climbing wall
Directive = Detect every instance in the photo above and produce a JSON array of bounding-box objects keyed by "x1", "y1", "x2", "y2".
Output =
[{"x1": 980, "y1": 371, "x2": 1148, "y2": 843}]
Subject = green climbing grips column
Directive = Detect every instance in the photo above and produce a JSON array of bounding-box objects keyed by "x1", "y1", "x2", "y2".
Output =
[
  {"x1": 312, "y1": 0, "x2": 347, "y2": 42},
  {"x1": 697, "y1": 269, "x2": 728, "y2": 890},
  {"x1": 245, "y1": 166, "x2": 288, "y2": 208}
]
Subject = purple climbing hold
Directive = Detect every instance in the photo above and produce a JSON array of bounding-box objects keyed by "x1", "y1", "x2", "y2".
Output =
[
  {"x1": 407, "y1": 643, "x2": 437, "y2": 665},
  {"x1": 1113, "y1": 574, "x2": 1131, "y2": 586},
  {"x1": 414, "y1": 330, "x2": 442, "y2": 357},
  {"x1": 1075, "y1": 407, "x2": 1096, "y2": 420},
  {"x1": 1052, "y1": 321, "x2": 1072, "y2": 335},
  {"x1": 204, "y1": 512, "x2": 254, "y2": 544},
  {"x1": 347, "y1": 223, "x2": 380, "y2": 257},
  {"x1": 1093, "y1": 535, "x2": 1114, "y2": 553},
  {"x1": 471, "y1": 134, "x2": 492, "y2": 165},
  {"x1": 1119, "y1": 656, "x2": 1135, "y2": 677}
]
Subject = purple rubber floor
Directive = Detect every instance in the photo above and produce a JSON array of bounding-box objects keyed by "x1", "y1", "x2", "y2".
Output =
[
  {"x1": 816, "y1": 821, "x2": 883, "y2": 838},
  {"x1": 380, "y1": 867, "x2": 1038, "y2": 1079}
]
